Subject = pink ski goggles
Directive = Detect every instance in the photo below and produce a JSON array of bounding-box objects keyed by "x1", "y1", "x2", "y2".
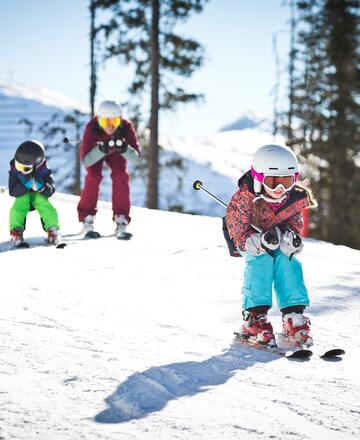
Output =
[{"x1": 251, "y1": 166, "x2": 299, "y2": 191}]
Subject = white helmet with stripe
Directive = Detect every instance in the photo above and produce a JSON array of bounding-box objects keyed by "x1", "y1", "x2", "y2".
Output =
[{"x1": 251, "y1": 144, "x2": 299, "y2": 193}]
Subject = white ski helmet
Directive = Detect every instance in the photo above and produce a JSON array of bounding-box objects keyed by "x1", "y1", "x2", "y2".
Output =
[
  {"x1": 97, "y1": 100, "x2": 122, "y2": 118},
  {"x1": 251, "y1": 144, "x2": 299, "y2": 193}
]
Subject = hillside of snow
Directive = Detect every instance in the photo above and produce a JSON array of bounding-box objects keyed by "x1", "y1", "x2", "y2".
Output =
[
  {"x1": 0, "y1": 190, "x2": 359, "y2": 440},
  {"x1": 0, "y1": 81, "x2": 285, "y2": 217}
]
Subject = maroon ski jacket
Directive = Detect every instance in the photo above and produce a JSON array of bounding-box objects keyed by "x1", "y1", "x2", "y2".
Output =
[{"x1": 80, "y1": 117, "x2": 141, "y2": 161}]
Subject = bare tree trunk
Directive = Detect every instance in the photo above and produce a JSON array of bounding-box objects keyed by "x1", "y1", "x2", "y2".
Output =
[
  {"x1": 90, "y1": 0, "x2": 97, "y2": 118},
  {"x1": 147, "y1": 0, "x2": 160, "y2": 209},
  {"x1": 287, "y1": 0, "x2": 296, "y2": 143},
  {"x1": 72, "y1": 119, "x2": 82, "y2": 196}
]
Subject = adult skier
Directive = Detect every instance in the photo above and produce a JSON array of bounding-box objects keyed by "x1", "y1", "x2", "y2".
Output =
[
  {"x1": 77, "y1": 100, "x2": 141, "y2": 237},
  {"x1": 226, "y1": 144, "x2": 317, "y2": 349},
  {"x1": 8, "y1": 140, "x2": 60, "y2": 247}
]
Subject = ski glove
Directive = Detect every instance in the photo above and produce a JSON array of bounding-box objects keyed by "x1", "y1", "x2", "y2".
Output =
[
  {"x1": 96, "y1": 141, "x2": 111, "y2": 154},
  {"x1": 280, "y1": 230, "x2": 304, "y2": 259},
  {"x1": 109, "y1": 139, "x2": 128, "y2": 154},
  {"x1": 245, "y1": 233, "x2": 267, "y2": 256},
  {"x1": 32, "y1": 180, "x2": 44, "y2": 192},
  {"x1": 260, "y1": 226, "x2": 281, "y2": 251}
]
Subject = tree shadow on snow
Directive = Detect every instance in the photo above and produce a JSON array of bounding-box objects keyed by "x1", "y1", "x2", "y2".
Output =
[{"x1": 94, "y1": 345, "x2": 278, "y2": 424}]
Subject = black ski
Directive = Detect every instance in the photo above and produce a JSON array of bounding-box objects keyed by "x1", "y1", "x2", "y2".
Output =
[
  {"x1": 116, "y1": 231, "x2": 133, "y2": 240},
  {"x1": 85, "y1": 230, "x2": 101, "y2": 239},
  {"x1": 320, "y1": 348, "x2": 345, "y2": 359},
  {"x1": 15, "y1": 242, "x2": 30, "y2": 249},
  {"x1": 277, "y1": 333, "x2": 344, "y2": 360},
  {"x1": 53, "y1": 242, "x2": 67, "y2": 249}
]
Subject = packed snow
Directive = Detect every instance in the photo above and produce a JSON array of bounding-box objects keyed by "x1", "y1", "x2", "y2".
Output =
[
  {"x1": 0, "y1": 81, "x2": 285, "y2": 217},
  {"x1": 0, "y1": 190, "x2": 359, "y2": 440}
]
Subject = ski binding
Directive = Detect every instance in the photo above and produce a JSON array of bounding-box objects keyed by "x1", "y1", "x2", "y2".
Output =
[{"x1": 233, "y1": 332, "x2": 313, "y2": 359}]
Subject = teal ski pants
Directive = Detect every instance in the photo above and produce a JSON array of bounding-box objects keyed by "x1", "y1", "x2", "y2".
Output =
[
  {"x1": 10, "y1": 193, "x2": 59, "y2": 232},
  {"x1": 241, "y1": 249, "x2": 309, "y2": 310}
]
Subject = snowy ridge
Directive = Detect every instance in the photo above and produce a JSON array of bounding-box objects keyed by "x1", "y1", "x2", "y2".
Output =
[
  {"x1": 0, "y1": 81, "x2": 86, "y2": 113},
  {"x1": 0, "y1": 80, "x2": 285, "y2": 217},
  {"x1": 0, "y1": 190, "x2": 359, "y2": 439}
]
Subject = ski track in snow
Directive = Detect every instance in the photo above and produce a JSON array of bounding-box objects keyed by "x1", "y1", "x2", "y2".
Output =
[{"x1": 0, "y1": 192, "x2": 359, "y2": 440}]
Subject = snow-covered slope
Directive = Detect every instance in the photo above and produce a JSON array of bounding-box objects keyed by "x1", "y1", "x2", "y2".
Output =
[
  {"x1": 0, "y1": 191, "x2": 359, "y2": 440},
  {"x1": 0, "y1": 81, "x2": 285, "y2": 217},
  {"x1": 0, "y1": 82, "x2": 87, "y2": 185}
]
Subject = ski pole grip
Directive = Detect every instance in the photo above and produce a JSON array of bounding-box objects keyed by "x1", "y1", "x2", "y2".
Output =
[{"x1": 193, "y1": 180, "x2": 203, "y2": 191}]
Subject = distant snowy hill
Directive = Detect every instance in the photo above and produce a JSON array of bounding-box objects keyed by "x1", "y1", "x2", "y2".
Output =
[
  {"x1": 0, "y1": 82, "x2": 284, "y2": 216},
  {"x1": 0, "y1": 190, "x2": 359, "y2": 440},
  {"x1": 219, "y1": 112, "x2": 271, "y2": 132}
]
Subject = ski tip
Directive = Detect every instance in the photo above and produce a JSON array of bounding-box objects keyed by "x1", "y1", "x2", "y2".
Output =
[
  {"x1": 85, "y1": 231, "x2": 101, "y2": 239},
  {"x1": 320, "y1": 349, "x2": 345, "y2": 359},
  {"x1": 285, "y1": 349, "x2": 313, "y2": 359},
  {"x1": 55, "y1": 243, "x2": 67, "y2": 249},
  {"x1": 117, "y1": 232, "x2": 133, "y2": 240}
]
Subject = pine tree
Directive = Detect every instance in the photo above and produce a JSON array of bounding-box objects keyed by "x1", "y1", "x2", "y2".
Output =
[
  {"x1": 290, "y1": 0, "x2": 360, "y2": 248},
  {"x1": 89, "y1": 0, "x2": 98, "y2": 118},
  {"x1": 94, "y1": 0, "x2": 208, "y2": 208}
]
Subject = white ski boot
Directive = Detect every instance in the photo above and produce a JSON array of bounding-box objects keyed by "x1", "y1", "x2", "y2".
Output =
[
  {"x1": 114, "y1": 215, "x2": 132, "y2": 240},
  {"x1": 10, "y1": 229, "x2": 26, "y2": 247},
  {"x1": 82, "y1": 215, "x2": 95, "y2": 234},
  {"x1": 47, "y1": 227, "x2": 59, "y2": 245},
  {"x1": 282, "y1": 313, "x2": 313, "y2": 347}
]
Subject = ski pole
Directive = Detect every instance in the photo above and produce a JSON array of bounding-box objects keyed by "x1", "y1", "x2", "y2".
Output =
[
  {"x1": 192, "y1": 180, "x2": 227, "y2": 208},
  {"x1": 192, "y1": 180, "x2": 262, "y2": 232},
  {"x1": 192, "y1": 180, "x2": 277, "y2": 257}
]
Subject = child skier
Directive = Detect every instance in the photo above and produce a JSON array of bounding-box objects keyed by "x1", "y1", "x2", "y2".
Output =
[
  {"x1": 77, "y1": 100, "x2": 141, "y2": 238},
  {"x1": 8, "y1": 140, "x2": 60, "y2": 247},
  {"x1": 226, "y1": 144, "x2": 317, "y2": 349}
]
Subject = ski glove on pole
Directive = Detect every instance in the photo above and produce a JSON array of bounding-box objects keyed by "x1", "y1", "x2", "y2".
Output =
[
  {"x1": 97, "y1": 139, "x2": 128, "y2": 155},
  {"x1": 96, "y1": 141, "x2": 111, "y2": 154},
  {"x1": 280, "y1": 230, "x2": 304, "y2": 258},
  {"x1": 32, "y1": 180, "x2": 44, "y2": 191},
  {"x1": 261, "y1": 226, "x2": 281, "y2": 251},
  {"x1": 109, "y1": 139, "x2": 128, "y2": 154},
  {"x1": 245, "y1": 226, "x2": 281, "y2": 256}
]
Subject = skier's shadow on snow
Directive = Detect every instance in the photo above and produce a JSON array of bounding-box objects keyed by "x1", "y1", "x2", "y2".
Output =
[{"x1": 95, "y1": 346, "x2": 277, "y2": 424}]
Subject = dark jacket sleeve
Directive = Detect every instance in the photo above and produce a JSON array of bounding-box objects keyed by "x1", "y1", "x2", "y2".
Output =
[
  {"x1": 8, "y1": 168, "x2": 29, "y2": 197},
  {"x1": 36, "y1": 163, "x2": 55, "y2": 198}
]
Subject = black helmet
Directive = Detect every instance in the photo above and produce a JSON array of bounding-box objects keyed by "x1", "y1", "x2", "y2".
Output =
[{"x1": 15, "y1": 140, "x2": 45, "y2": 168}]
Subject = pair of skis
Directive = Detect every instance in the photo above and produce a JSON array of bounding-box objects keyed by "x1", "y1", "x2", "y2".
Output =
[
  {"x1": 233, "y1": 332, "x2": 345, "y2": 360},
  {"x1": 13, "y1": 240, "x2": 67, "y2": 250},
  {"x1": 10, "y1": 229, "x2": 134, "y2": 249}
]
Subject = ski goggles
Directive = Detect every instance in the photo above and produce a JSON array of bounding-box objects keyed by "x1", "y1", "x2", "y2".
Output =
[
  {"x1": 251, "y1": 166, "x2": 299, "y2": 191},
  {"x1": 15, "y1": 160, "x2": 33, "y2": 174},
  {"x1": 263, "y1": 175, "x2": 296, "y2": 191},
  {"x1": 98, "y1": 116, "x2": 121, "y2": 129}
]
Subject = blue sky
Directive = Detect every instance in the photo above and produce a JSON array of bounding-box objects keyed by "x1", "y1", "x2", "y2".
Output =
[{"x1": 0, "y1": 0, "x2": 291, "y2": 136}]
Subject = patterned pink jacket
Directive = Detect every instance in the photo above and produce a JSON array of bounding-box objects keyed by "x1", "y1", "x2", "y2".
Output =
[{"x1": 225, "y1": 171, "x2": 311, "y2": 252}]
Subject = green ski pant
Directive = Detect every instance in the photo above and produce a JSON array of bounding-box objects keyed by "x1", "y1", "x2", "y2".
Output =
[{"x1": 9, "y1": 193, "x2": 59, "y2": 232}]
